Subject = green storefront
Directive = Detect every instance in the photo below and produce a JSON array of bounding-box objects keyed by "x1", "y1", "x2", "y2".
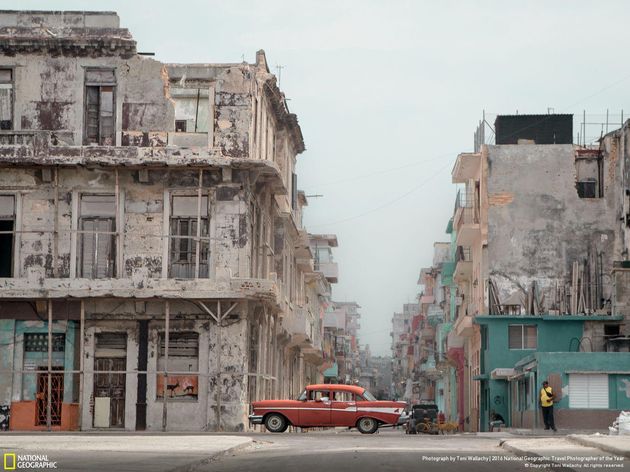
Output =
[{"x1": 474, "y1": 315, "x2": 627, "y2": 431}]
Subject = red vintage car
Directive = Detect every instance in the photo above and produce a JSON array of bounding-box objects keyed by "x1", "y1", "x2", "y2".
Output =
[{"x1": 249, "y1": 384, "x2": 408, "y2": 434}]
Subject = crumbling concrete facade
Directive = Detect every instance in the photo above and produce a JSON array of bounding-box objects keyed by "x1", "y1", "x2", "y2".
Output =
[
  {"x1": 445, "y1": 115, "x2": 630, "y2": 432},
  {"x1": 0, "y1": 10, "x2": 327, "y2": 432}
]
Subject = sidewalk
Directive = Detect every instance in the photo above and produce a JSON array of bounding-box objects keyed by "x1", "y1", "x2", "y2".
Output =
[
  {"x1": 500, "y1": 436, "x2": 629, "y2": 470},
  {"x1": 0, "y1": 434, "x2": 254, "y2": 472},
  {"x1": 567, "y1": 434, "x2": 630, "y2": 459}
]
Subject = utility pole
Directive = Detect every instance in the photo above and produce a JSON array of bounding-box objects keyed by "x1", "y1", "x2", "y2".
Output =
[{"x1": 275, "y1": 65, "x2": 284, "y2": 87}]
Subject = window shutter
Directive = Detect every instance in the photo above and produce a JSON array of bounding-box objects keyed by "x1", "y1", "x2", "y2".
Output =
[
  {"x1": 80, "y1": 219, "x2": 96, "y2": 277},
  {"x1": 569, "y1": 374, "x2": 608, "y2": 409}
]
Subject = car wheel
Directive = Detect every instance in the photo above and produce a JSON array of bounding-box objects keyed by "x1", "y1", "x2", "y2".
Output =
[
  {"x1": 357, "y1": 417, "x2": 378, "y2": 434},
  {"x1": 264, "y1": 413, "x2": 288, "y2": 433}
]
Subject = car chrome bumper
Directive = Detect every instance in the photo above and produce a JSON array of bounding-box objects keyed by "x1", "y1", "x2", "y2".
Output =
[
  {"x1": 249, "y1": 414, "x2": 264, "y2": 424},
  {"x1": 397, "y1": 413, "x2": 411, "y2": 425}
]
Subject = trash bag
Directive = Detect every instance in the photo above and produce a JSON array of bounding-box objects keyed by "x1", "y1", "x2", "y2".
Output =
[{"x1": 616, "y1": 411, "x2": 630, "y2": 436}]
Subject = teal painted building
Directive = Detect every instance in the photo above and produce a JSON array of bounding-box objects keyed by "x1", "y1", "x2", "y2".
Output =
[
  {"x1": 475, "y1": 315, "x2": 629, "y2": 431},
  {"x1": 0, "y1": 319, "x2": 78, "y2": 430}
]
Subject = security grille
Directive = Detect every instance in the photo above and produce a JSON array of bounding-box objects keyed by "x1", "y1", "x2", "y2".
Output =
[
  {"x1": 36, "y1": 369, "x2": 64, "y2": 426},
  {"x1": 24, "y1": 333, "x2": 66, "y2": 352}
]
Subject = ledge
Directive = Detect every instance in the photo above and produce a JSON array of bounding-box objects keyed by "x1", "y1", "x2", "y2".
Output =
[{"x1": 0, "y1": 276, "x2": 279, "y2": 302}]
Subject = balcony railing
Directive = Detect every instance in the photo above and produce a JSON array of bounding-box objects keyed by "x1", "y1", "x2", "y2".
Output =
[{"x1": 456, "y1": 246, "x2": 471, "y2": 262}]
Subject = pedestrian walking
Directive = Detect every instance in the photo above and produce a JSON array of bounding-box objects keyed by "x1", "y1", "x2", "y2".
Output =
[{"x1": 540, "y1": 381, "x2": 557, "y2": 431}]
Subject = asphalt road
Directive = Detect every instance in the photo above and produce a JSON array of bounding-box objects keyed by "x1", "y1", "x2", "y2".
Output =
[
  {"x1": 202, "y1": 430, "x2": 534, "y2": 472},
  {"x1": 202, "y1": 429, "x2": 629, "y2": 472},
  {"x1": 1, "y1": 430, "x2": 626, "y2": 472}
]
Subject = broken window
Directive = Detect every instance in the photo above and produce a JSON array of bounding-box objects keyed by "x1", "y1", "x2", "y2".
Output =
[
  {"x1": 175, "y1": 120, "x2": 187, "y2": 132},
  {"x1": 169, "y1": 195, "x2": 209, "y2": 278},
  {"x1": 157, "y1": 332, "x2": 199, "y2": 400},
  {"x1": 508, "y1": 324, "x2": 537, "y2": 349},
  {"x1": 575, "y1": 153, "x2": 603, "y2": 198},
  {"x1": 78, "y1": 195, "x2": 116, "y2": 278},
  {"x1": 0, "y1": 195, "x2": 15, "y2": 277},
  {"x1": 171, "y1": 88, "x2": 209, "y2": 133},
  {"x1": 0, "y1": 69, "x2": 13, "y2": 130},
  {"x1": 84, "y1": 69, "x2": 116, "y2": 145},
  {"x1": 576, "y1": 179, "x2": 597, "y2": 198}
]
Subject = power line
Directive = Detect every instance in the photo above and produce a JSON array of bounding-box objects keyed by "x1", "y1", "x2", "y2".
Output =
[
  {"x1": 312, "y1": 152, "x2": 453, "y2": 188},
  {"x1": 310, "y1": 159, "x2": 453, "y2": 228}
]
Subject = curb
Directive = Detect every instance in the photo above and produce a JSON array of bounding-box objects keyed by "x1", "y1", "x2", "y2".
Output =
[
  {"x1": 499, "y1": 440, "x2": 577, "y2": 472},
  {"x1": 566, "y1": 435, "x2": 630, "y2": 459},
  {"x1": 168, "y1": 438, "x2": 254, "y2": 472}
]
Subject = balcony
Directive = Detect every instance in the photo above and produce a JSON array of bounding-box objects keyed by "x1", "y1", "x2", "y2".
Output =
[
  {"x1": 454, "y1": 246, "x2": 472, "y2": 282},
  {"x1": 452, "y1": 152, "x2": 481, "y2": 184},
  {"x1": 453, "y1": 190, "x2": 480, "y2": 247},
  {"x1": 315, "y1": 261, "x2": 338, "y2": 283},
  {"x1": 285, "y1": 306, "x2": 314, "y2": 348},
  {"x1": 454, "y1": 314, "x2": 474, "y2": 337},
  {"x1": 0, "y1": 275, "x2": 280, "y2": 302}
]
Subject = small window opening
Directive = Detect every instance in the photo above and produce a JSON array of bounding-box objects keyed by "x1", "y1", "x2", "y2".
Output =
[
  {"x1": 0, "y1": 195, "x2": 15, "y2": 277},
  {"x1": 175, "y1": 120, "x2": 187, "y2": 132},
  {"x1": 577, "y1": 179, "x2": 597, "y2": 198},
  {"x1": 169, "y1": 195, "x2": 209, "y2": 278},
  {"x1": 78, "y1": 195, "x2": 116, "y2": 278},
  {"x1": 0, "y1": 69, "x2": 13, "y2": 130},
  {"x1": 84, "y1": 69, "x2": 116, "y2": 145}
]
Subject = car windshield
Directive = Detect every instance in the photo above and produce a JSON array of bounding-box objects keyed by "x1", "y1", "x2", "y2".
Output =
[
  {"x1": 361, "y1": 389, "x2": 377, "y2": 401},
  {"x1": 297, "y1": 390, "x2": 307, "y2": 401}
]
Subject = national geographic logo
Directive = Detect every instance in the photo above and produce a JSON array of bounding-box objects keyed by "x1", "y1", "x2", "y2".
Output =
[
  {"x1": 3, "y1": 454, "x2": 15, "y2": 471},
  {"x1": 3, "y1": 453, "x2": 57, "y2": 469}
]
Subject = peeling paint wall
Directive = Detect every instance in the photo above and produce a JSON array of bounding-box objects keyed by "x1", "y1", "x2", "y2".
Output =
[
  {"x1": 486, "y1": 144, "x2": 622, "y2": 314},
  {"x1": 0, "y1": 11, "x2": 319, "y2": 432}
]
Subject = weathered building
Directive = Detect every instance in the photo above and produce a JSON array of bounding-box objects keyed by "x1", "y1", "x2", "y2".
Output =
[
  {"x1": 0, "y1": 10, "x2": 327, "y2": 431},
  {"x1": 447, "y1": 114, "x2": 630, "y2": 431}
]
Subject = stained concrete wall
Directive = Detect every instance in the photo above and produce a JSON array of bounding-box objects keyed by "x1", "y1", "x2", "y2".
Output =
[
  {"x1": 0, "y1": 167, "x2": 261, "y2": 283},
  {"x1": 0, "y1": 54, "x2": 174, "y2": 145},
  {"x1": 486, "y1": 144, "x2": 622, "y2": 312}
]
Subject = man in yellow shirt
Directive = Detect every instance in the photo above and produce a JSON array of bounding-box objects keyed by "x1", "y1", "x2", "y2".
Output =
[{"x1": 540, "y1": 381, "x2": 556, "y2": 431}]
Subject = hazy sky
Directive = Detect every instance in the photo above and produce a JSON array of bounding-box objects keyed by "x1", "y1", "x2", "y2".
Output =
[{"x1": 14, "y1": 0, "x2": 630, "y2": 355}]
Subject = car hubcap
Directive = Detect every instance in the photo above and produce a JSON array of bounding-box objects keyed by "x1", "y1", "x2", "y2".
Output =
[
  {"x1": 269, "y1": 417, "x2": 282, "y2": 429},
  {"x1": 361, "y1": 419, "x2": 373, "y2": 430}
]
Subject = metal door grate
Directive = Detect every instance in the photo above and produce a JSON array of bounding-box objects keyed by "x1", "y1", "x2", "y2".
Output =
[{"x1": 36, "y1": 369, "x2": 64, "y2": 426}]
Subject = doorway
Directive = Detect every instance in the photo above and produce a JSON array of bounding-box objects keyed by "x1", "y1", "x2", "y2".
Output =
[
  {"x1": 94, "y1": 333, "x2": 127, "y2": 428},
  {"x1": 36, "y1": 368, "x2": 64, "y2": 426}
]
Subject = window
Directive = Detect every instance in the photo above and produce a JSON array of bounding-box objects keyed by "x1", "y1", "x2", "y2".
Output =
[
  {"x1": 577, "y1": 179, "x2": 597, "y2": 198},
  {"x1": 569, "y1": 374, "x2": 608, "y2": 409},
  {"x1": 24, "y1": 333, "x2": 66, "y2": 352},
  {"x1": 331, "y1": 391, "x2": 355, "y2": 402},
  {"x1": 175, "y1": 120, "x2": 187, "y2": 132},
  {"x1": 78, "y1": 195, "x2": 116, "y2": 278},
  {"x1": 308, "y1": 390, "x2": 330, "y2": 401},
  {"x1": 169, "y1": 195, "x2": 209, "y2": 278},
  {"x1": 171, "y1": 88, "x2": 209, "y2": 133},
  {"x1": 508, "y1": 324, "x2": 537, "y2": 349},
  {"x1": 0, "y1": 195, "x2": 15, "y2": 277},
  {"x1": 0, "y1": 69, "x2": 13, "y2": 130},
  {"x1": 84, "y1": 69, "x2": 116, "y2": 145},
  {"x1": 575, "y1": 154, "x2": 603, "y2": 198},
  {"x1": 157, "y1": 332, "x2": 199, "y2": 400}
]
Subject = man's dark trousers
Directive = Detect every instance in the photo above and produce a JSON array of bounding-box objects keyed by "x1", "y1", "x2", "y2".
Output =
[{"x1": 542, "y1": 405, "x2": 556, "y2": 430}]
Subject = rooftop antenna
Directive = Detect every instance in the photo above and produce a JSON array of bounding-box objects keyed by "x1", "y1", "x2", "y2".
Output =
[
  {"x1": 275, "y1": 65, "x2": 284, "y2": 87},
  {"x1": 305, "y1": 194, "x2": 323, "y2": 198}
]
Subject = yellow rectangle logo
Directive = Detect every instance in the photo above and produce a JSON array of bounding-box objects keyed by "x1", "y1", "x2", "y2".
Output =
[{"x1": 3, "y1": 453, "x2": 16, "y2": 470}]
